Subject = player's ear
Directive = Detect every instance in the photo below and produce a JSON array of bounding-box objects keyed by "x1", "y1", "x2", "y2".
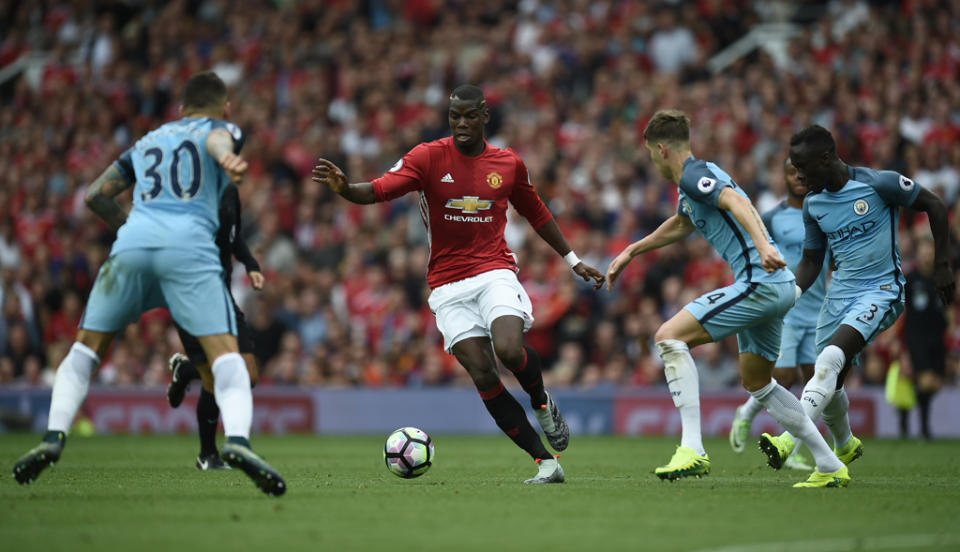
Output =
[
  {"x1": 223, "y1": 100, "x2": 232, "y2": 120},
  {"x1": 657, "y1": 142, "x2": 668, "y2": 158},
  {"x1": 482, "y1": 106, "x2": 490, "y2": 124}
]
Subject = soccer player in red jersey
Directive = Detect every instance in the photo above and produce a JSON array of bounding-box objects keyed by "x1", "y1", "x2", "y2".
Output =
[{"x1": 313, "y1": 85, "x2": 605, "y2": 483}]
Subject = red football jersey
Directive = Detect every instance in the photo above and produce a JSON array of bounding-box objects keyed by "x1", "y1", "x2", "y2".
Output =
[{"x1": 371, "y1": 138, "x2": 553, "y2": 288}]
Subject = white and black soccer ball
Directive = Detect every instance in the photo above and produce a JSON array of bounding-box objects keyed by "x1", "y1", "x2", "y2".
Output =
[{"x1": 383, "y1": 427, "x2": 434, "y2": 479}]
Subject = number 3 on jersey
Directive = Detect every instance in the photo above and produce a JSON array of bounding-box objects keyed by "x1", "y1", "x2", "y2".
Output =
[
  {"x1": 856, "y1": 303, "x2": 879, "y2": 324},
  {"x1": 141, "y1": 140, "x2": 203, "y2": 202}
]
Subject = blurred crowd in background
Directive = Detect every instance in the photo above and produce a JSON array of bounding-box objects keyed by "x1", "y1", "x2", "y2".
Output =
[{"x1": 1, "y1": 0, "x2": 959, "y2": 392}]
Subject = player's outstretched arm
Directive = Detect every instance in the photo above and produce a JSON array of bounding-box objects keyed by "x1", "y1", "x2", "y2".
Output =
[
  {"x1": 911, "y1": 187, "x2": 955, "y2": 303},
  {"x1": 534, "y1": 219, "x2": 606, "y2": 290},
  {"x1": 717, "y1": 187, "x2": 785, "y2": 273},
  {"x1": 206, "y1": 129, "x2": 248, "y2": 183},
  {"x1": 311, "y1": 159, "x2": 375, "y2": 205},
  {"x1": 794, "y1": 248, "x2": 826, "y2": 292},
  {"x1": 605, "y1": 214, "x2": 695, "y2": 291},
  {"x1": 85, "y1": 164, "x2": 133, "y2": 230}
]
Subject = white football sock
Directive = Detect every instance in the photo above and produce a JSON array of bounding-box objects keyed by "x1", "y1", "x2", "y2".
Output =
[
  {"x1": 801, "y1": 345, "x2": 845, "y2": 422},
  {"x1": 656, "y1": 339, "x2": 704, "y2": 456},
  {"x1": 751, "y1": 380, "x2": 843, "y2": 473},
  {"x1": 822, "y1": 387, "x2": 852, "y2": 448},
  {"x1": 212, "y1": 353, "x2": 252, "y2": 439},
  {"x1": 739, "y1": 395, "x2": 764, "y2": 421},
  {"x1": 48, "y1": 343, "x2": 99, "y2": 433}
]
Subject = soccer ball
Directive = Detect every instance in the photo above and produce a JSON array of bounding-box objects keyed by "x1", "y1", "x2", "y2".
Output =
[{"x1": 383, "y1": 427, "x2": 434, "y2": 479}]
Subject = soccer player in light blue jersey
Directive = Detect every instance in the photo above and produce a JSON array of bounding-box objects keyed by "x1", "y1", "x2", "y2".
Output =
[
  {"x1": 729, "y1": 159, "x2": 828, "y2": 471},
  {"x1": 12, "y1": 72, "x2": 286, "y2": 496},
  {"x1": 606, "y1": 111, "x2": 849, "y2": 488},
  {"x1": 758, "y1": 125, "x2": 954, "y2": 473}
]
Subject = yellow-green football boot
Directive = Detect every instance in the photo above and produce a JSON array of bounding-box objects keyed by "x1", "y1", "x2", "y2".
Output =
[
  {"x1": 13, "y1": 430, "x2": 66, "y2": 485},
  {"x1": 758, "y1": 432, "x2": 794, "y2": 470},
  {"x1": 654, "y1": 446, "x2": 710, "y2": 481},
  {"x1": 783, "y1": 450, "x2": 814, "y2": 471},
  {"x1": 834, "y1": 435, "x2": 863, "y2": 465},
  {"x1": 793, "y1": 465, "x2": 850, "y2": 488},
  {"x1": 728, "y1": 406, "x2": 752, "y2": 453}
]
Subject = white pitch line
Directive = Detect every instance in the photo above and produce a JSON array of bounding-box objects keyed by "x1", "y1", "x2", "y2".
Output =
[{"x1": 694, "y1": 533, "x2": 960, "y2": 552}]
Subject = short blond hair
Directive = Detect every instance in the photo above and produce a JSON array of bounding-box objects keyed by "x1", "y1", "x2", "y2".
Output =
[{"x1": 643, "y1": 109, "x2": 690, "y2": 146}]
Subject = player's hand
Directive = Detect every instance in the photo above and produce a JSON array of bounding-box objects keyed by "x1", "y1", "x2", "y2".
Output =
[
  {"x1": 312, "y1": 158, "x2": 348, "y2": 195},
  {"x1": 573, "y1": 262, "x2": 606, "y2": 290},
  {"x1": 758, "y1": 244, "x2": 787, "y2": 273},
  {"x1": 934, "y1": 263, "x2": 955, "y2": 305},
  {"x1": 249, "y1": 270, "x2": 265, "y2": 291},
  {"x1": 218, "y1": 152, "x2": 248, "y2": 183},
  {"x1": 605, "y1": 251, "x2": 633, "y2": 291}
]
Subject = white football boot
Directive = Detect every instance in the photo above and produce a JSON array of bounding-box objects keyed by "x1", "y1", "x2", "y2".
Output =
[{"x1": 523, "y1": 457, "x2": 565, "y2": 484}]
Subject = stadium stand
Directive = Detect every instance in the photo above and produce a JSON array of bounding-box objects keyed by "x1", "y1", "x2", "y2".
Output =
[{"x1": 0, "y1": 0, "x2": 957, "y2": 390}]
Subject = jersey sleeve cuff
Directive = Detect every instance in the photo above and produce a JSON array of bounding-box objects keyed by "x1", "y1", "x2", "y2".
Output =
[
  {"x1": 529, "y1": 213, "x2": 553, "y2": 231},
  {"x1": 113, "y1": 160, "x2": 134, "y2": 184},
  {"x1": 370, "y1": 179, "x2": 386, "y2": 203}
]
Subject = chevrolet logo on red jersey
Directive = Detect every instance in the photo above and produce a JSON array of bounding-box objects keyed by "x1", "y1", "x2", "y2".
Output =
[{"x1": 445, "y1": 196, "x2": 492, "y2": 214}]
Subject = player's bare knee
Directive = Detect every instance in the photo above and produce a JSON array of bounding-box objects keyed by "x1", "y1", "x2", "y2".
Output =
[
  {"x1": 653, "y1": 326, "x2": 677, "y2": 344},
  {"x1": 75, "y1": 329, "x2": 114, "y2": 359},
  {"x1": 453, "y1": 349, "x2": 495, "y2": 386},
  {"x1": 773, "y1": 370, "x2": 796, "y2": 389},
  {"x1": 466, "y1": 365, "x2": 500, "y2": 391},
  {"x1": 492, "y1": 339, "x2": 524, "y2": 369},
  {"x1": 740, "y1": 376, "x2": 769, "y2": 393},
  {"x1": 453, "y1": 350, "x2": 482, "y2": 372},
  {"x1": 197, "y1": 333, "x2": 239, "y2": 364}
]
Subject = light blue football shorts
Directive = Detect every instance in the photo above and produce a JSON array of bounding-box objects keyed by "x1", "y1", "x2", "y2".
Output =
[
  {"x1": 776, "y1": 323, "x2": 817, "y2": 368},
  {"x1": 815, "y1": 288, "x2": 904, "y2": 354},
  {"x1": 684, "y1": 280, "x2": 797, "y2": 362},
  {"x1": 79, "y1": 247, "x2": 236, "y2": 337}
]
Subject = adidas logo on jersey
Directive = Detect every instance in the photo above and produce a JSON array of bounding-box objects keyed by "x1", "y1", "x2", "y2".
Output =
[{"x1": 441, "y1": 173, "x2": 455, "y2": 183}]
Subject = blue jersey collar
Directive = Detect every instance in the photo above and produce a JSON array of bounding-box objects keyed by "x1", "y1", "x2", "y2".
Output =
[{"x1": 848, "y1": 165, "x2": 861, "y2": 184}]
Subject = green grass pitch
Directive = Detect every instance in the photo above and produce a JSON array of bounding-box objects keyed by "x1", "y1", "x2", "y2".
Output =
[{"x1": 1, "y1": 434, "x2": 958, "y2": 551}]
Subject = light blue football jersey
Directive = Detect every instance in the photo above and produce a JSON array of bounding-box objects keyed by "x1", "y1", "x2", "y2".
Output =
[
  {"x1": 677, "y1": 156, "x2": 794, "y2": 284},
  {"x1": 762, "y1": 202, "x2": 828, "y2": 328},
  {"x1": 111, "y1": 117, "x2": 243, "y2": 257},
  {"x1": 802, "y1": 166, "x2": 920, "y2": 299}
]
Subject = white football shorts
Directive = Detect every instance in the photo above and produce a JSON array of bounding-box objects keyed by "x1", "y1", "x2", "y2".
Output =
[{"x1": 427, "y1": 269, "x2": 534, "y2": 353}]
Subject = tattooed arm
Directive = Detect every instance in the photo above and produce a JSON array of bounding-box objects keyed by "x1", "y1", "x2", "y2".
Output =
[
  {"x1": 85, "y1": 164, "x2": 134, "y2": 230},
  {"x1": 206, "y1": 128, "x2": 248, "y2": 183}
]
